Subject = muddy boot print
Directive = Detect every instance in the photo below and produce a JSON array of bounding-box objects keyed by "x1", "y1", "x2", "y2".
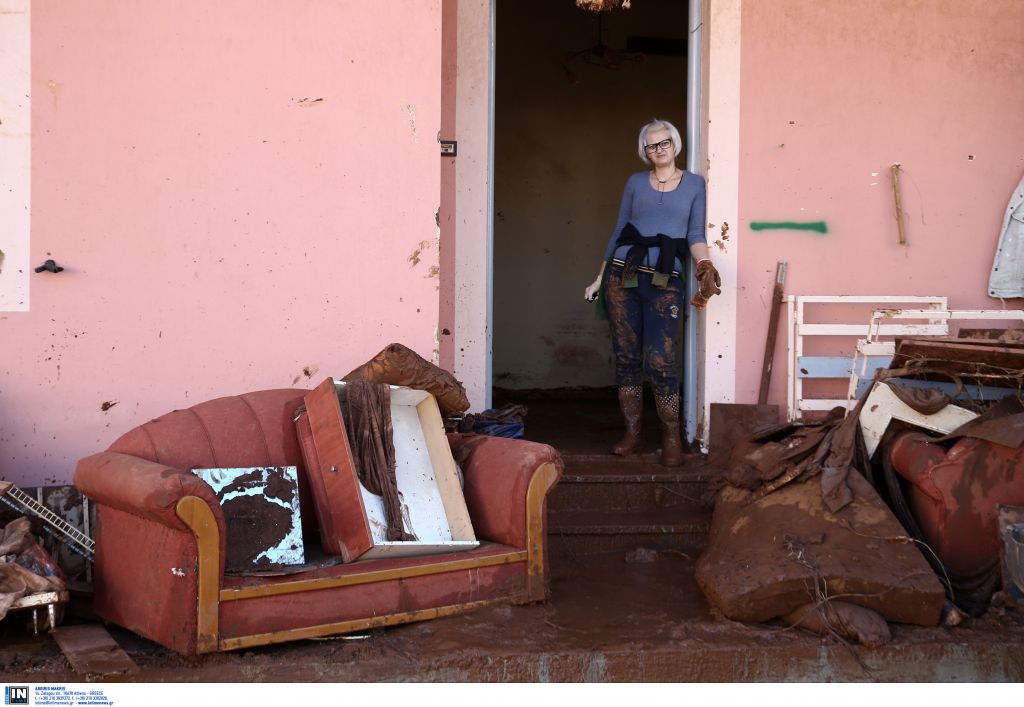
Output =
[
  {"x1": 611, "y1": 385, "x2": 643, "y2": 455},
  {"x1": 655, "y1": 392, "x2": 684, "y2": 467}
]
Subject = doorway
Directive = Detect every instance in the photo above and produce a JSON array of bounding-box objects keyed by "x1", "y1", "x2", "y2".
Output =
[{"x1": 492, "y1": 0, "x2": 695, "y2": 447}]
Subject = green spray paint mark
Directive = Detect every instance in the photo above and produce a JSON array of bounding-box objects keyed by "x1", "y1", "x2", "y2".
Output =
[{"x1": 750, "y1": 221, "x2": 829, "y2": 234}]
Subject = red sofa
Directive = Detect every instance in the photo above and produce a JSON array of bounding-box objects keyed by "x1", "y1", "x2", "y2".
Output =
[{"x1": 73, "y1": 388, "x2": 562, "y2": 655}]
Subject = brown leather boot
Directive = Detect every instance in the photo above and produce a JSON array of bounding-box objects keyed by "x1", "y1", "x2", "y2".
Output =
[
  {"x1": 611, "y1": 386, "x2": 643, "y2": 455},
  {"x1": 655, "y1": 392, "x2": 684, "y2": 467}
]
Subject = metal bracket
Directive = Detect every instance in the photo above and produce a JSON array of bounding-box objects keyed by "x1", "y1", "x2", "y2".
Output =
[{"x1": 440, "y1": 140, "x2": 457, "y2": 157}]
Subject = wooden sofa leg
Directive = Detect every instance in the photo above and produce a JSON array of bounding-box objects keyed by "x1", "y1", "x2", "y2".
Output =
[
  {"x1": 176, "y1": 496, "x2": 221, "y2": 654},
  {"x1": 525, "y1": 462, "x2": 560, "y2": 602}
]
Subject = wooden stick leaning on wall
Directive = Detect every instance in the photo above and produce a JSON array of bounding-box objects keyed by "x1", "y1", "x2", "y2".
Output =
[
  {"x1": 891, "y1": 163, "x2": 908, "y2": 246},
  {"x1": 759, "y1": 261, "x2": 788, "y2": 405}
]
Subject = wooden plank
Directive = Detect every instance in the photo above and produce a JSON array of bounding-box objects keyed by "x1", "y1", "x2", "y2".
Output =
[
  {"x1": 759, "y1": 261, "x2": 787, "y2": 405},
  {"x1": 218, "y1": 599, "x2": 503, "y2": 652},
  {"x1": 798, "y1": 323, "x2": 948, "y2": 337},
  {"x1": 303, "y1": 378, "x2": 373, "y2": 562},
  {"x1": 879, "y1": 309, "x2": 1024, "y2": 322},
  {"x1": 526, "y1": 462, "x2": 561, "y2": 602},
  {"x1": 892, "y1": 338, "x2": 1024, "y2": 373},
  {"x1": 219, "y1": 549, "x2": 527, "y2": 602},
  {"x1": 417, "y1": 395, "x2": 476, "y2": 541},
  {"x1": 797, "y1": 355, "x2": 891, "y2": 379},
  {"x1": 787, "y1": 296, "x2": 796, "y2": 420},
  {"x1": 176, "y1": 496, "x2": 221, "y2": 654},
  {"x1": 793, "y1": 295, "x2": 946, "y2": 305},
  {"x1": 798, "y1": 398, "x2": 852, "y2": 412},
  {"x1": 52, "y1": 624, "x2": 139, "y2": 677},
  {"x1": 8, "y1": 591, "x2": 67, "y2": 610},
  {"x1": 880, "y1": 377, "x2": 1019, "y2": 401}
]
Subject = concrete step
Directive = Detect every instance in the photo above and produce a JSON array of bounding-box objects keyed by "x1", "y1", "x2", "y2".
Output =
[
  {"x1": 549, "y1": 454, "x2": 712, "y2": 513},
  {"x1": 548, "y1": 508, "x2": 711, "y2": 558}
]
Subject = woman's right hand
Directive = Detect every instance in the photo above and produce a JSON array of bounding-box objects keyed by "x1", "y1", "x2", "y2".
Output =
[{"x1": 584, "y1": 276, "x2": 602, "y2": 302}]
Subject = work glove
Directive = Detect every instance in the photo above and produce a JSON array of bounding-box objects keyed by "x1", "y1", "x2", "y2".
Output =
[{"x1": 690, "y1": 259, "x2": 721, "y2": 309}]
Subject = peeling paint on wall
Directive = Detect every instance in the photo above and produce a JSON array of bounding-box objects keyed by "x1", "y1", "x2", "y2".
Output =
[
  {"x1": 408, "y1": 239, "x2": 432, "y2": 267},
  {"x1": 406, "y1": 103, "x2": 417, "y2": 141}
]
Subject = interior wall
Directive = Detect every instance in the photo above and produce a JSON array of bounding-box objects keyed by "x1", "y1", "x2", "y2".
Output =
[
  {"x1": 735, "y1": 0, "x2": 1024, "y2": 408},
  {"x1": 1, "y1": 0, "x2": 442, "y2": 486},
  {"x1": 493, "y1": 0, "x2": 688, "y2": 390}
]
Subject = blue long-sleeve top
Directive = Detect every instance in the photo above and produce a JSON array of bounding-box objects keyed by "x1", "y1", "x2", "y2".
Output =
[{"x1": 603, "y1": 170, "x2": 707, "y2": 273}]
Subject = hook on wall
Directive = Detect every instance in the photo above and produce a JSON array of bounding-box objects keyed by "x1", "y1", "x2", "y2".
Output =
[{"x1": 34, "y1": 259, "x2": 64, "y2": 274}]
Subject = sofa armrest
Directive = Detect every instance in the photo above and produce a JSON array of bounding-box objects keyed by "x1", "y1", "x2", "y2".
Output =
[
  {"x1": 74, "y1": 451, "x2": 225, "y2": 532},
  {"x1": 448, "y1": 434, "x2": 562, "y2": 549}
]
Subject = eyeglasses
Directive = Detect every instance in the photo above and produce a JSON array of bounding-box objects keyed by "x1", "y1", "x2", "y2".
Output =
[{"x1": 643, "y1": 138, "x2": 673, "y2": 154}]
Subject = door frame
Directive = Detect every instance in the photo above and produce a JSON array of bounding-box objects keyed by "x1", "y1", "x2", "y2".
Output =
[{"x1": 444, "y1": 0, "x2": 740, "y2": 448}]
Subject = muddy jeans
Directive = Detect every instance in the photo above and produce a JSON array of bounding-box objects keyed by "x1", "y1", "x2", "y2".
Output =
[{"x1": 605, "y1": 265, "x2": 684, "y2": 398}]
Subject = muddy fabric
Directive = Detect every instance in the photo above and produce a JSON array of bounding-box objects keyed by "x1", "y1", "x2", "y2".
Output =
[
  {"x1": 0, "y1": 517, "x2": 34, "y2": 557},
  {"x1": 818, "y1": 392, "x2": 874, "y2": 513},
  {"x1": 716, "y1": 409, "x2": 851, "y2": 504},
  {"x1": 783, "y1": 601, "x2": 891, "y2": 647},
  {"x1": 343, "y1": 343, "x2": 469, "y2": 416},
  {"x1": 696, "y1": 474, "x2": 946, "y2": 626},
  {"x1": 16, "y1": 541, "x2": 66, "y2": 585},
  {"x1": 0, "y1": 563, "x2": 29, "y2": 621},
  {"x1": 605, "y1": 266, "x2": 684, "y2": 399},
  {"x1": 937, "y1": 395, "x2": 1024, "y2": 448},
  {"x1": 458, "y1": 404, "x2": 528, "y2": 439},
  {"x1": 884, "y1": 378, "x2": 961, "y2": 416},
  {"x1": 342, "y1": 381, "x2": 415, "y2": 542}
]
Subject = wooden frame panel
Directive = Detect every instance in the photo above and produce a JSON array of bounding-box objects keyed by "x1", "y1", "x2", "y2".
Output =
[
  {"x1": 786, "y1": 295, "x2": 947, "y2": 420},
  {"x1": 176, "y1": 496, "x2": 220, "y2": 654},
  {"x1": 526, "y1": 462, "x2": 560, "y2": 602}
]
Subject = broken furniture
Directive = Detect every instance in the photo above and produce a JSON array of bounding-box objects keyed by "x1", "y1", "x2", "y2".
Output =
[
  {"x1": 857, "y1": 331, "x2": 1024, "y2": 612},
  {"x1": 847, "y1": 309, "x2": 1024, "y2": 405},
  {"x1": 0, "y1": 480, "x2": 94, "y2": 561},
  {"x1": 885, "y1": 411, "x2": 1024, "y2": 610},
  {"x1": 297, "y1": 379, "x2": 478, "y2": 560},
  {"x1": 786, "y1": 295, "x2": 947, "y2": 420},
  {"x1": 73, "y1": 388, "x2": 562, "y2": 655},
  {"x1": 5, "y1": 590, "x2": 69, "y2": 634},
  {"x1": 858, "y1": 382, "x2": 978, "y2": 458}
]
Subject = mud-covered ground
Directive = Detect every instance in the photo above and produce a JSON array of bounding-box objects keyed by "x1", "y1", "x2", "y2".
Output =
[{"x1": 3, "y1": 552, "x2": 1023, "y2": 682}]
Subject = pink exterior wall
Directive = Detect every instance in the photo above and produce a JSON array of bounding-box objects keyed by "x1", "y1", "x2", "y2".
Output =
[
  {"x1": 735, "y1": 0, "x2": 1024, "y2": 406},
  {"x1": 1, "y1": 1, "x2": 441, "y2": 486}
]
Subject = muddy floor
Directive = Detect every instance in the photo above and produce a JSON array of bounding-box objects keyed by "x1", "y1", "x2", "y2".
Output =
[{"x1": 3, "y1": 551, "x2": 1022, "y2": 682}]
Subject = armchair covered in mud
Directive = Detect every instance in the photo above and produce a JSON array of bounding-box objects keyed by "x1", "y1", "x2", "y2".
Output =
[{"x1": 73, "y1": 388, "x2": 562, "y2": 655}]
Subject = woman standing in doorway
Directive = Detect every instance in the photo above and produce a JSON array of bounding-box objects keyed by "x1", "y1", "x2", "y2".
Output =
[{"x1": 584, "y1": 118, "x2": 720, "y2": 466}]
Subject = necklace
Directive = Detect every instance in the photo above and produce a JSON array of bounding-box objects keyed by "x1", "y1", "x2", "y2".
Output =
[{"x1": 655, "y1": 168, "x2": 679, "y2": 204}]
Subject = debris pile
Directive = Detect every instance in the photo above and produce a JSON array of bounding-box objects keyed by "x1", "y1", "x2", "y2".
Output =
[
  {"x1": 0, "y1": 517, "x2": 66, "y2": 622},
  {"x1": 700, "y1": 330, "x2": 1024, "y2": 644}
]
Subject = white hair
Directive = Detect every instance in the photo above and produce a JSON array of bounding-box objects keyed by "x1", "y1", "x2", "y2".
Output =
[{"x1": 637, "y1": 118, "x2": 683, "y2": 166}]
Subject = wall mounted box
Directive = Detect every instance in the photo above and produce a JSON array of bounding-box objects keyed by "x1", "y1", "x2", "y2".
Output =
[{"x1": 297, "y1": 377, "x2": 477, "y2": 562}]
